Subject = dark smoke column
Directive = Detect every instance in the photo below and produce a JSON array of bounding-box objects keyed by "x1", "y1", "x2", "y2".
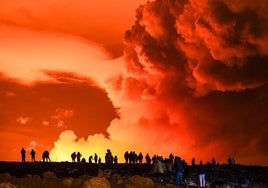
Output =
[{"x1": 121, "y1": 0, "x2": 268, "y2": 165}]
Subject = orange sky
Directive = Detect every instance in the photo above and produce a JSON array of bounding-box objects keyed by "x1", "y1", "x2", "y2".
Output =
[{"x1": 0, "y1": 0, "x2": 268, "y2": 166}]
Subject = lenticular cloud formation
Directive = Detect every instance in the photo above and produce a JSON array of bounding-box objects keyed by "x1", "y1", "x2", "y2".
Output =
[{"x1": 52, "y1": 0, "x2": 268, "y2": 165}]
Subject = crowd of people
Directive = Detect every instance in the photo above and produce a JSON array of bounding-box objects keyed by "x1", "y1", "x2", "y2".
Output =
[
  {"x1": 67, "y1": 149, "x2": 209, "y2": 186},
  {"x1": 20, "y1": 147, "x2": 236, "y2": 187},
  {"x1": 70, "y1": 149, "x2": 118, "y2": 164},
  {"x1": 20, "y1": 148, "x2": 50, "y2": 163}
]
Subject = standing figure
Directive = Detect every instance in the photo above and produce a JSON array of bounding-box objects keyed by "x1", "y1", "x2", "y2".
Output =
[
  {"x1": 124, "y1": 151, "x2": 129, "y2": 163},
  {"x1": 169, "y1": 153, "x2": 174, "y2": 164},
  {"x1": 145, "y1": 153, "x2": 151, "y2": 164},
  {"x1": 71, "y1": 152, "x2": 76, "y2": 162},
  {"x1": 76, "y1": 152, "x2": 82, "y2": 163},
  {"x1": 182, "y1": 160, "x2": 189, "y2": 184},
  {"x1": 174, "y1": 156, "x2": 184, "y2": 185},
  {"x1": 212, "y1": 158, "x2": 216, "y2": 166},
  {"x1": 105, "y1": 149, "x2": 113, "y2": 164},
  {"x1": 94, "y1": 153, "x2": 98, "y2": 164},
  {"x1": 21, "y1": 148, "x2": 26, "y2": 162},
  {"x1": 30, "y1": 149, "x2": 36, "y2": 162},
  {"x1": 138, "y1": 152, "x2": 143, "y2": 164},
  {"x1": 88, "y1": 155, "x2": 93, "y2": 163},
  {"x1": 191, "y1": 158, "x2": 195, "y2": 166},
  {"x1": 198, "y1": 161, "x2": 206, "y2": 187}
]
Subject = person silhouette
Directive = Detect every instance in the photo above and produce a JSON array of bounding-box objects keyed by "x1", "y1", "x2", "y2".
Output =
[
  {"x1": 145, "y1": 153, "x2": 151, "y2": 164},
  {"x1": 81, "y1": 158, "x2": 86, "y2": 163},
  {"x1": 114, "y1": 155, "x2": 118, "y2": 164},
  {"x1": 42, "y1": 150, "x2": 51, "y2": 162},
  {"x1": 169, "y1": 153, "x2": 174, "y2": 164},
  {"x1": 88, "y1": 155, "x2": 93, "y2": 163},
  {"x1": 174, "y1": 156, "x2": 184, "y2": 185},
  {"x1": 21, "y1": 148, "x2": 26, "y2": 162},
  {"x1": 30, "y1": 149, "x2": 36, "y2": 162},
  {"x1": 198, "y1": 161, "x2": 206, "y2": 187},
  {"x1": 182, "y1": 160, "x2": 189, "y2": 184},
  {"x1": 71, "y1": 152, "x2": 76, "y2": 162},
  {"x1": 138, "y1": 152, "x2": 143, "y2": 164},
  {"x1": 191, "y1": 157, "x2": 195, "y2": 166},
  {"x1": 105, "y1": 149, "x2": 113, "y2": 164},
  {"x1": 212, "y1": 157, "x2": 216, "y2": 166},
  {"x1": 77, "y1": 152, "x2": 82, "y2": 163},
  {"x1": 124, "y1": 151, "x2": 129, "y2": 163},
  {"x1": 94, "y1": 153, "x2": 98, "y2": 164}
]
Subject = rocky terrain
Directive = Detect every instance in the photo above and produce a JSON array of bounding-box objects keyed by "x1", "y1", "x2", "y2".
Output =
[{"x1": 0, "y1": 162, "x2": 268, "y2": 187}]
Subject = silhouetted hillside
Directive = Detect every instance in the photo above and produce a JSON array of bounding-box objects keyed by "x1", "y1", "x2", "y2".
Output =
[{"x1": 0, "y1": 162, "x2": 268, "y2": 187}]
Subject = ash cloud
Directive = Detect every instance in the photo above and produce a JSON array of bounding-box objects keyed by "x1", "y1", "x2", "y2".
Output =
[
  {"x1": 126, "y1": 0, "x2": 268, "y2": 95},
  {"x1": 118, "y1": 0, "x2": 268, "y2": 164}
]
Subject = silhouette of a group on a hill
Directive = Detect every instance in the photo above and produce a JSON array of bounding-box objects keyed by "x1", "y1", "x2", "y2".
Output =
[
  {"x1": 71, "y1": 152, "x2": 83, "y2": 163},
  {"x1": 124, "y1": 151, "x2": 144, "y2": 164},
  {"x1": 70, "y1": 149, "x2": 119, "y2": 165},
  {"x1": 42, "y1": 150, "x2": 51, "y2": 162},
  {"x1": 20, "y1": 147, "x2": 239, "y2": 187},
  {"x1": 122, "y1": 151, "x2": 235, "y2": 187},
  {"x1": 20, "y1": 148, "x2": 50, "y2": 162}
]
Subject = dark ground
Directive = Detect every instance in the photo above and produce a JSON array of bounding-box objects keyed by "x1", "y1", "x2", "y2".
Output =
[
  {"x1": 0, "y1": 161, "x2": 152, "y2": 178},
  {"x1": 0, "y1": 162, "x2": 268, "y2": 187}
]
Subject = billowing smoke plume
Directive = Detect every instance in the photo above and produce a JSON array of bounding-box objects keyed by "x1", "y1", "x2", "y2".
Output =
[
  {"x1": 103, "y1": 0, "x2": 268, "y2": 164},
  {"x1": 124, "y1": 0, "x2": 268, "y2": 95}
]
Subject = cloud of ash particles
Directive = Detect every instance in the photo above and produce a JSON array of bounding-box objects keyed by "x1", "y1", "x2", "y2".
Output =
[{"x1": 3, "y1": 0, "x2": 266, "y2": 165}]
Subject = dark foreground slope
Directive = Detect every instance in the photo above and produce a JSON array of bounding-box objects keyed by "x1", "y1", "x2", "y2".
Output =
[
  {"x1": 0, "y1": 162, "x2": 151, "y2": 178},
  {"x1": 0, "y1": 162, "x2": 268, "y2": 187}
]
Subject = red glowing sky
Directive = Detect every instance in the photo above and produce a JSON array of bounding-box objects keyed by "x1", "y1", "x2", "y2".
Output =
[{"x1": 0, "y1": 0, "x2": 268, "y2": 165}]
